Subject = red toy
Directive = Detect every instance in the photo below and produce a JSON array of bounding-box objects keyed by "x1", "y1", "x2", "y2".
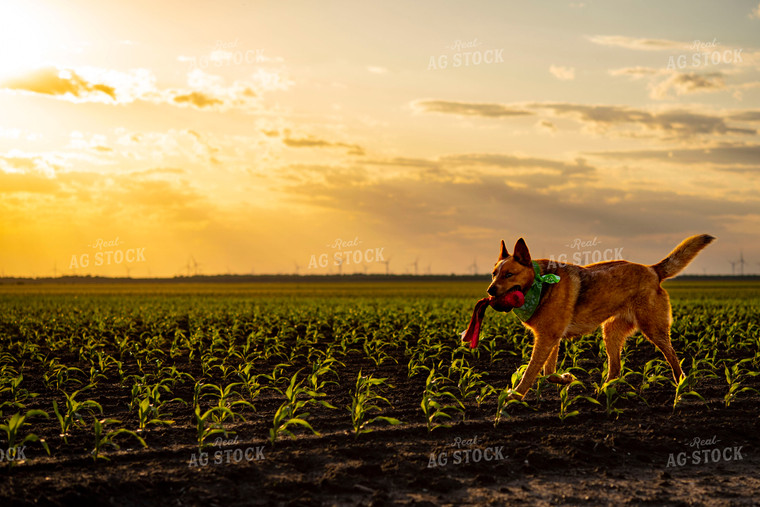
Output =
[{"x1": 460, "y1": 290, "x2": 525, "y2": 349}]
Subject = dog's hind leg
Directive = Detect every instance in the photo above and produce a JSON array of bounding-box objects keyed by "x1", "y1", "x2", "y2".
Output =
[
  {"x1": 635, "y1": 291, "x2": 684, "y2": 382},
  {"x1": 602, "y1": 316, "x2": 636, "y2": 382},
  {"x1": 544, "y1": 342, "x2": 574, "y2": 385}
]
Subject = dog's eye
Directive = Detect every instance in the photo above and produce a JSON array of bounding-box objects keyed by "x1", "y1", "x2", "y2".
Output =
[{"x1": 504, "y1": 272, "x2": 513, "y2": 278}]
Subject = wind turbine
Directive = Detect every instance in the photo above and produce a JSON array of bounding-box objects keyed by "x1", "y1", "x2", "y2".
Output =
[
  {"x1": 124, "y1": 265, "x2": 132, "y2": 278},
  {"x1": 293, "y1": 262, "x2": 301, "y2": 275},
  {"x1": 425, "y1": 263, "x2": 432, "y2": 275},
  {"x1": 381, "y1": 257, "x2": 392, "y2": 275},
  {"x1": 737, "y1": 251, "x2": 746, "y2": 276},
  {"x1": 409, "y1": 257, "x2": 419, "y2": 276},
  {"x1": 729, "y1": 260, "x2": 736, "y2": 276},
  {"x1": 361, "y1": 263, "x2": 369, "y2": 274},
  {"x1": 468, "y1": 258, "x2": 478, "y2": 276},
  {"x1": 188, "y1": 255, "x2": 202, "y2": 276}
]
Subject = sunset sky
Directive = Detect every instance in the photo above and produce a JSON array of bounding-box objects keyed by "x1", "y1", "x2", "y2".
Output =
[{"x1": 1, "y1": 0, "x2": 759, "y2": 277}]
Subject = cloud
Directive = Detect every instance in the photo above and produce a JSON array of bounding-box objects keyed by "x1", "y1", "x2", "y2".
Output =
[
  {"x1": 609, "y1": 66, "x2": 664, "y2": 79},
  {"x1": 549, "y1": 65, "x2": 576, "y2": 80},
  {"x1": 1, "y1": 66, "x2": 274, "y2": 112},
  {"x1": 530, "y1": 102, "x2": 756, "y2": 139},
  {"x1": 412, "y1": 99, "x2": 532, "y2": 118},
  {"x1": 0, "y1": 152, "x2": 64, "y2": 177},
  {"x1": 277, "y1": 160, "x2": 759, "y2": 253},
  {"x1": 729, "y1": 111, "x2": 760, "y2": 122},
  {"x1": 588, "y1": 143, "x2": 760, "y2": 166},
  {"x1": 441, "y1": 153, "x2": 596, "y2": 178},
  {"x1": 2, "y1": 67, "x2": 117, "y2": 102},
  {"x1": 172, "y1": 91, "x2": 224, "y2": 108},
  {"x1": 587, "y1": 35, "x2": 686, "y2": 51},
  {"x1": 362, "y1": 153, "x2": 596, "y2": 187},
  {"x1": 751, "y1": 2, "x2": 760, "y2": 18},
  {"x1": 282, "y1": 134, "x2": 365, "y2": 156},
  {"x1": 649, "y1": 72, "x2": 726, "y2": 99},
  {"x1": 537, "y1": 120, "x2": 557, "y2": 132},
  {"x1": 367, "y1": 66, "x2": 388, "y2": 74}
]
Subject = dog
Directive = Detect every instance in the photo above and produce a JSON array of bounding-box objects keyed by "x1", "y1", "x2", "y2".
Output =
[{"x1": 486, "y1": 234, "x2": 715, "y2": 400}]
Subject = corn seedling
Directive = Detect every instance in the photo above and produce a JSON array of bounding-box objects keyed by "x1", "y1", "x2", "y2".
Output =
[
  {"x1": 194, "y1": 405, "x2": 235, "y2": 452},
  {"x1": 494, "y1": 389, "x2": 532, "y2": 426},
  {"x1": 420, "y1": 366, "x2": 463, "y2": 432},
  {"x1": 348, "y1": 371, "x2": 402, "y2": 435},
  {"x1": 672, "y1": 363, "x2": 707, "y2": 412},
  {"x1": 723, "y1": 358, "x2": 759, "y2": 408},
  {"x1": 558, "y1": 380, "x2": 599, "y2": 421},
  {"x1": 90, "y1": 417, "x2": 147, "y2": 461},
  {"x1": 53, "y1": 386, "x2": 103, "y2": 444},
  {"x1": 201, "y1": 382, "x2": 254, "y2": 423},
  {"x1": 593, "y1": 378, "x2": 640, "y2": 419},
  {"x1": 0, "y1": 374, "x2": 37, "y2": 410},
  {"x1": 269, "y1": 373, "x2": 320, "y2": 445},
  {"x1": 0, "y1": 410, "x2": 50, "y2": 468},
  {"x1": 638, "y1": 359, "x2": 670, "y2": 395}
]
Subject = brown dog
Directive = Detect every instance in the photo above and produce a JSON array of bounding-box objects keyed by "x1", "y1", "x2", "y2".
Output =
[{"x1": 487, "y1": 234, "x2": 715, "y2": 400}]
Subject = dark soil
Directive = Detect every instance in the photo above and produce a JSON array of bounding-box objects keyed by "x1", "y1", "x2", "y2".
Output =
[{"x1": 2, "y1": 344, "x2": 759, "y2": 506}]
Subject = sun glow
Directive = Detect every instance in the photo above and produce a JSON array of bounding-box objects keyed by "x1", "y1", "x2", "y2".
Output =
[{"x1": 0, "y1": 3, "x2": 66, "y2": 80}]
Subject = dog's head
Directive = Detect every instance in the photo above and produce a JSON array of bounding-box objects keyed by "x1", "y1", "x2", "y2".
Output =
[{"x1": 487, "y1": 238, "x2": 535, "y2": 301}]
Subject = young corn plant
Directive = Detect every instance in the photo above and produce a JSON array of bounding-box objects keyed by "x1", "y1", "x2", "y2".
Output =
[
  {"x1": 672, "y1": 363, "x2": 707, "y2": 412},
  {"x1": 594, "y1": 377, "x2": 640, "y2": 419},
  {"x1": 494, "y1": 389, "x2": 532, "y2": 426},
  {"x1": 420, "y1": 366, "x2": 463, "y2": 432},
  {"x1": 134, "y1": 384, "x2": 185, "y2": 433},
  {"x1": 0, "y1": 410, "x2": 50, "y2": 468},
  {"x1": 0, "y1": 374, "x2": 37, "y2": 410},
  {"x1": 348, "y1": 371, "x2": 402, "y2": 436},
  {"x1": 201, "y1": 382, "x2": 254, "y2": 423},
  {"x1": 306, "y1": 360, "x2": 340, "y2": 410},
  {"x1": 638, "y1": 358, "x2": 670, "y2": 396},
  {"x1": 723, "y1": 358, "x2": 759, "y2": 408},
  {"x1": 44, "y1": 364, "x2": 85, "y2": 391},
  {"x1": 90, "y1": 417, "x2": 147, "y2": 461},
  {"x1": 558, "y1": 380, "x2": 600, "y2": 421},
  {"x1": 449, "y1": 359, "x2": 488, "y2": 420},
  {"x1": 53, "y1": 387, "x2": 103, "y2": 444},
  {"x1": 194, "y1": 405, "x2": 235, "y2": 452},
  {"x1": 269, "y1": 373, "x2": 320, "y2": 445}
]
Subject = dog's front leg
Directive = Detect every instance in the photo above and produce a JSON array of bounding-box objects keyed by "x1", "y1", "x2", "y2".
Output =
[{"x1": 509, "y1": 334, "x2": 561, "y2": 400}]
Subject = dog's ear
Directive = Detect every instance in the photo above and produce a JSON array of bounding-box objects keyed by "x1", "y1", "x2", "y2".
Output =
[
  {"x1": 499, "y1": 240, "x2": 509, "y2": 259},
  {"x1": 513, "y1": 238, "x2": 531, "y2": 266}
]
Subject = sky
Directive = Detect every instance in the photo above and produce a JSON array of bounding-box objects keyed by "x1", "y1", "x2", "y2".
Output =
[{"x1": 1, "y1": 0, "x2": 759, "y2": 277}]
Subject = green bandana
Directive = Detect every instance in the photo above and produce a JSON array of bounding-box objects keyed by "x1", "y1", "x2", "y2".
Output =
[{"x1": 512, "y1": 261, "x2": 560, "y2": 322}]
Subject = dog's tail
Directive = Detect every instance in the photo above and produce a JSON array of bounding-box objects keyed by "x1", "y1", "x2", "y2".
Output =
[{"x1": 651, "y1": 234, "x2": 715, "y2": 281}]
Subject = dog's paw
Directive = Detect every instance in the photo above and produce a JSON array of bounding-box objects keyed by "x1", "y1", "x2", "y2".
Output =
[
  {"x1": 506, "y1": 389, "x2": 524, "y2": 401},
  {"x1": 547, "y1": 372, "x2": 575, "y2": 385}
]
